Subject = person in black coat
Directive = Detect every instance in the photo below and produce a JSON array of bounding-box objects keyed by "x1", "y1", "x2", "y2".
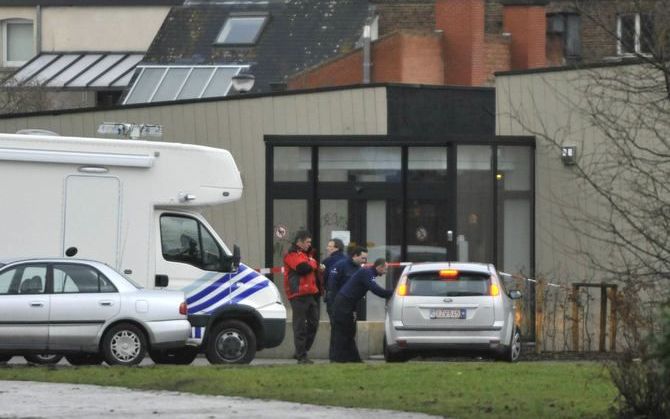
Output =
[
  {"x1": 331, "y1": 258, "x2": 393, "y2": 363},
  {"x1": 325, "y1": 246, "x2": 367, "y2": 360},
  {"x1": 321, "y1": 238, "x2": 346, "y2": 299}
]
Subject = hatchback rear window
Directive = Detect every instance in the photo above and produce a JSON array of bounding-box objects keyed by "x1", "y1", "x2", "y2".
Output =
[{"x1": 407, "y1": 271, "x2": 490, "y2": 296}]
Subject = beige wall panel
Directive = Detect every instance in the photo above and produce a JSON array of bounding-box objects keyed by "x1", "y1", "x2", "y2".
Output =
[
  {"x1": 351, "y1": 89, "x2": 367, "y2": 133},
  {"x1": 316, "y1": 93, "x2": 332, "y2": 134},
  {"x1": 41, "y1": 7, "x2": 170, "y2": 51},
  {"x1": 0, "y1": 8, "x2": 34, "y2": 22}
]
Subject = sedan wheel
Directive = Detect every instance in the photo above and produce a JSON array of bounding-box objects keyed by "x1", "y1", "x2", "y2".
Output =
[
  {"x1": 500, "y1": 327, "x2": 521, "y2": 363},
  {"x1": 24, "y1": 354, "x2": 64, "y2": 365},
  {"x1": 206, "y1": 320, "x2": 256, "y2": 364},
  {"x1": 102, "y1": 323, "x2": 147, "y2": 366}
]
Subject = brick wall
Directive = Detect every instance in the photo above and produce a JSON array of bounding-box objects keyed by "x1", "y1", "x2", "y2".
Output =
[
  {"x1": 503, "y1": 5, "x2": 547, "y2": 69},
  {"x1": 484, "y1": 33, "x2": 511, "y2": 85},
  {"x1": 287, "y1": 31, "x2": 444, "y2": 89},
  {"x1": 371, "y1": 0, "x2": 435, "y2": 36},
  {"x1": 437, "y1": 0, "x2": 487, "y2": 86}
]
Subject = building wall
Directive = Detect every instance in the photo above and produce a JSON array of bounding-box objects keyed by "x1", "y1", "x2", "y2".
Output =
[
  {"x1": 41, "y1": 7, "x2": 170, "y2": 52},
  {"x1": 484, "y1": 33, "x2": 511, "y2": 85},
  {"x1": 288, "y1": 32, "x2": 444, "y2": 90},
  {"x1": 0, "y1": 87, "x2": 389, "y2": 269}
]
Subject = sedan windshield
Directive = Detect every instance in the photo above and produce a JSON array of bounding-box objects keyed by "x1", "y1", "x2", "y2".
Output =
[{"x1": 407, "y1": 271, "x2": 490, "y2": 296}]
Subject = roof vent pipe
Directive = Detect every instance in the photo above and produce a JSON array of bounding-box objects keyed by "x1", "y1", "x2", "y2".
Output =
[{"x1": 362, "y1": 18, "x2": 373, "y2": 84}]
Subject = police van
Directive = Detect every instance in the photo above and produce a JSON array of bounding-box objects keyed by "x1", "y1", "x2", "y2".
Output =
[{"x1": 0, "y1": 131, "x2": 286, "y2": 364}]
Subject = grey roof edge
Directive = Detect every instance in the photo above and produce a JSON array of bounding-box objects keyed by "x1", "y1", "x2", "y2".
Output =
[
  {"x1": 495, "y1": 57, "x2": 649, "y2": 77},
  {"x1": 0, "y1": 82, "x2": 493, "y2": 119},
  {"x1": 0, "y1": 1, "x2": 183, "y2": 6}
]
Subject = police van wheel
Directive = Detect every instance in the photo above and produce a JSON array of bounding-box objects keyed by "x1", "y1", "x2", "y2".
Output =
[
  {"x1": 150, "y1": 347, "x2": 199, "y2": 365},
  {"x1": 206, "y1": 320, "x2": 256, "y2": 364}
]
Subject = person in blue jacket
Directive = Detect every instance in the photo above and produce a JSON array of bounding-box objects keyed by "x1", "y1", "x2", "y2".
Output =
[
  {"x1": 331, "y1": 258, "x2": 393, "y2": 363},
  {"x1": 326, "y1": 246, "x2": 367, "y2": 360},
  {"x1": 320, "y1": 238, "x2": 346, "y2": 298}
]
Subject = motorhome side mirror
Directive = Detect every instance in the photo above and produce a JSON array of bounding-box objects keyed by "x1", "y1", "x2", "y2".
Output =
[
  {"x1": 509, "y1": 290, "x2": 522, "y2": 300},
  {"x1": 155, "y1": 274, "x2": 169, "y2": 288}
]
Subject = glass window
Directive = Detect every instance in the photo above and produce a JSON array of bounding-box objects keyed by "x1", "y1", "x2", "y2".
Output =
[
  {"x1": 177, "y1": 67, "x2": 214, "y2": 100},
  {"x1": 30, "y1": 54, "x2": 79, "y2": 84},
  {"x1": 272, "y1": 199, "x2": 308, "y2": 301},
  {"x1": 618, "y1": 13, "x2": 654, "y2": 55},
  {"x1": 407, "y1": 271, "x2": 490, "y2": 297},
  {"x1": 0, "y1": 264, "x2": 47, "y2": 295},
  {"x1": 152, "y1": 68, "x2": 190, "y2": 102},
  {"x1": 67, "y1": 54, "x2": 125, "y2": 87},
  {"x1": 53, "y1": 264, "x2": 117, "y2": 294},
  {"x1": 47, "y1": 54, "x2": 101, "y2": 87},
  {"x1": 202, "y1": 67, "x2": 238, "y2": 98},
  {"x1": 273, "y1": 147, "x2": 312, "y2": 181},
  {"x1": 216, "y1": 16, "x2": 267, "y2": 45},
  {"x1": 160, "y1": 215, "x2": 223, "y2": 271},
  {"x1": 408, "y1": 147, "x2": 447, "y2": 182},
  {"x1": 319, "y1": 147, "x2": 401, "y2": 182},
  {"x1": 125, "y1": 67, "x2": 165, "y2": 104},
  {"x1": 89, "y1": 54, "x2": 143, "y2": 87},
  {"x1": 5, "y1": 20, "x2": 33, "y2": 65},
  {"x1": 320, "y1": 200, "x2": 349, "y2": 260},
  {"x1": 457, "y1": 145, "x2": 493, "y2": 264}
]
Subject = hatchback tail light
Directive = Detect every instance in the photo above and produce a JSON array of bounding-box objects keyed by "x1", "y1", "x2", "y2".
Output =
[
  {"x1": 179, "y1": 301, "x2": 188, "y2": 315},
  {"x1": 396, "y1": 275, "x2": 408, "y2": 296},
  {"x1": 490, "y1": 282, "x2": 500, "y2": 297}
]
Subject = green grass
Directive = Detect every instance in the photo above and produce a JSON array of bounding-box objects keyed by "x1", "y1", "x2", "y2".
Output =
[{"x1": 0, "y1": 362, "x2": 616, "y2": 418}]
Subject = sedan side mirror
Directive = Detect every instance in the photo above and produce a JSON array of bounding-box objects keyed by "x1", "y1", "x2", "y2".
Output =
[{"x1": 509, "y1": 289, "x2": 522, "y2": 300}]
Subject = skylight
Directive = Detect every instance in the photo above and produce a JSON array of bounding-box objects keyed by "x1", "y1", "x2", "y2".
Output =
[
  {"x1": 123, "y1": 65, "x2": 248, "y2": 104},
  {"x1": 215, "y1": 15, "x2": 267, "y2": 45}
]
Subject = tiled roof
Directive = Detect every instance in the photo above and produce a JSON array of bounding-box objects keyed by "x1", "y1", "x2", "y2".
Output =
[{"x1": 143, "y1": 0, "x2": 370, "y2": 93}]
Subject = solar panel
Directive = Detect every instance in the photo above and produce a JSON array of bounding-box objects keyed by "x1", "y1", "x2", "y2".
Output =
[
  {"x1": 8, "y1": 54, "x2": 58, "y2": 84},
  {"x1": 67, "y1": 54, "x2": 125, "y2": 87},
  {"x1": 89, "y1": 54, "x2": 144, "y2": 87},
  {"x1": 46, "y1": 54, "x2": 102, "y2": 87}
]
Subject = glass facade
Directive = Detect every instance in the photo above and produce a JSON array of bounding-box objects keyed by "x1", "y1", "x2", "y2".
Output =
[{"x1": 268, "y1": 140, "x2": 534, "y2": 326}]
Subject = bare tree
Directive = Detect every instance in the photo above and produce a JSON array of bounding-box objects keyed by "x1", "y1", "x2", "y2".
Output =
[{"x1": 0, "y1": 78, "x2": 53, "y2": 115}]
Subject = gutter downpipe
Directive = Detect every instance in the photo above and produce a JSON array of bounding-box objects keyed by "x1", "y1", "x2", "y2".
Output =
[{"x1": 35, "y1": 5, "x2": 42, "y2": 54}]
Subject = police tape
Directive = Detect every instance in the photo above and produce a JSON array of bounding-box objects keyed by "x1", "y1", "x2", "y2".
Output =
[
  {"x1": 499, "y1": 271, "x2": 564, "y2": 289},
  {"x1": 254, "y1": 261, "x2": 413, "y2": 275}
]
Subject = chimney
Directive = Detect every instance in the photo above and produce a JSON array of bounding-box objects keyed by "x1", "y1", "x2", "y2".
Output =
[
  {"x1": 502, "y1": 0, "x2": 548, "y2": 70},
  {"x1": 435, "y1": 0, "x2": 486, "y2": 86}
]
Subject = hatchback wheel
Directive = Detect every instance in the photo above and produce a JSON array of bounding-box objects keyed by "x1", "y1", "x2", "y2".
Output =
[
  {"x1": 102, "y1": 323, "x2": 147, "y2": 366},
  {"x1": 206, "y1": 320, "x2": 256, "y2": 364},
  {"x1": 24, "y1": 354, "x2": 64, "y2": 365},
  {"x1": 65, "y1": 354, "x2": 103, "y2": 366},
  {"x1": 383, "y1": 335, "x2": 409, "y2": 363},
  {"x1": 500, "y1": 327, "x2": 521, "y2": 363},
  {"x1": 150, "y1": 347, "x2": 199, "y2": 365}
]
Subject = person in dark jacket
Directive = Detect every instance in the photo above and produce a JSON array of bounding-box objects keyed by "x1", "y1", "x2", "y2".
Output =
[
  {"x1": 283, "y1": 230, "x2": 319, "y2": 364},
  {"x1": 331, "y1": 258, "x2": 393, "y2": 363},
  {"x1": 321, "y1": 238, "x2": 345, "y2": 293},
  {"x1": 325, "y1": 247, "x2": 368, "y2": 359}
]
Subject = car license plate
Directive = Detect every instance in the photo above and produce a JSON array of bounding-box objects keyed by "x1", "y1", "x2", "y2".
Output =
[{"x1": 430, "y1": 308, "x2": 466, "y2": 319}]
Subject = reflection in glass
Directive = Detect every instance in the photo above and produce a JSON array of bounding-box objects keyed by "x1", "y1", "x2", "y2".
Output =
[
  {"x1": 408, "y1": 147, "x2": 447, "y2": 182},
  {"x1": 457, "y1": 145, "x2": 493, "y2": 263},
  {"x1": 273, "y1": 147, "x2": 311, "y2": 181},
  {"x1": 272, "y1": 199, "x2": 308, "y2": 312},
  {"x1": 319, "y1": 147, "x2": 401, "y2": 182}
]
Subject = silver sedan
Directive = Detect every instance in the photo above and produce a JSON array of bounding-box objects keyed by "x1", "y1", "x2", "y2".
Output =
[
  {"x1": 0, "y1": 258, "x2": 190, "y2": 366},
  {"x1": 384, "y1": 262, "x2": 522, "y2": 362}
]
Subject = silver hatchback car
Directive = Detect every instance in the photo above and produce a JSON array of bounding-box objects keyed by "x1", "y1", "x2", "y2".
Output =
[
  {"x1": 384, "y1": 262, "x2": 522, "y2": 362},
  {"x1": 0, "y1": 258, "x2": 190, "y2": 366}
]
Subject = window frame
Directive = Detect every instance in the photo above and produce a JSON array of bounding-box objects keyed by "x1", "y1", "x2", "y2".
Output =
[
  {"x1": 617, "y1": 13, "x2": 653, "y2": 56},
  {"x1": 51, "y1": 263, "x2": 118, "y2": 294},
  {"x1": 2, "y1": 18, "x2": 34, "y2": 67},
  {"x1": 159, "y1": 213, "x2": 226, "y2": 272},
  {"x1": 214, "y1": 13, "x2": 269, "y2": 46},
  {"x1": 0, "y1": 263, "x2": 48, "y2": 295}
]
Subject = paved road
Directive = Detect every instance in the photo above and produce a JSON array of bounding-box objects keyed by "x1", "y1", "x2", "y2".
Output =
[{"x1": 0, "y1": 380, "x2": 442, "y2": 419}]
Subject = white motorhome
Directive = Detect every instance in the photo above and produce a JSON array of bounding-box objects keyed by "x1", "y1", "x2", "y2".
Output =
[{"x1": 0, "y1": 132, "x2": 286, "y2": 364}]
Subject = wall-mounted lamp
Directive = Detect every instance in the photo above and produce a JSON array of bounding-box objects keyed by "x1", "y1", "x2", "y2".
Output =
[
  {"x1": 561, "y1": 146, "x2": 577, "y2": 166},
  {"x1": 231, "y1": 73, "x2": 256, "y2": 94}
]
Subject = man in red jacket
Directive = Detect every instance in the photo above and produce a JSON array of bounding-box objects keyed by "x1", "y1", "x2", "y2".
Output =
[{"x1": 283, "y1": 230, "x2": 320, "y2": 364}]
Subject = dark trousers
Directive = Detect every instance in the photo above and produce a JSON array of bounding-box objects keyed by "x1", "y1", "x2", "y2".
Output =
[
  {"x1": 325, "y1": 299, "x2": 336, "y2": 361},
  {"x1": 331, "y1": 294, "x2": 362, "y2": 363},
  {"x1": 290, "y1": 294, "x2": 320, "y2": 360}
]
